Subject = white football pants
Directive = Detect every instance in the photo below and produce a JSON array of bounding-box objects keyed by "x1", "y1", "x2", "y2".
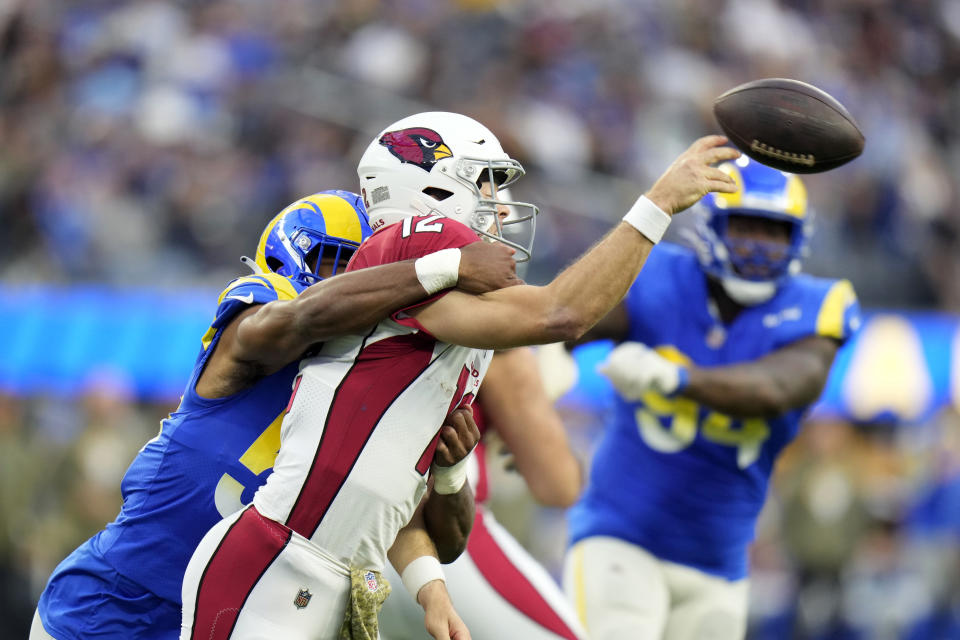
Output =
[
  {"x1": 181, "y1": 506, "x2": 352, "y2": 640},
  {"x1": 30, "y1": 609, "x2": 57, "y2": 640},
  {"x1": 563, "y1": 536, "x2": 749, "y2": 640}
]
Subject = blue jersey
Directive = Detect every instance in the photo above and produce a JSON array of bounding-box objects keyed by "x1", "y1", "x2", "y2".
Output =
[
  {"x1": 568, "y1": 244, "x2": 860, "y2": 580},
  {"x1": 38, "y1": 272, "x2": 304, "y2": 639}
]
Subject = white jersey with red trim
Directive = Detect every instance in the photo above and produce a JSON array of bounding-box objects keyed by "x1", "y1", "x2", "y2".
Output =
[{"x1": 252, "y1": 216, "x2": 492, "y2": 572}]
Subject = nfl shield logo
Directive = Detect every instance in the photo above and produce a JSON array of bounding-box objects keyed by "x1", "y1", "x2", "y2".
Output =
[
  {"x1": 294, "y1": 588, "x2": 312, "y2": 609},
  {"x1": 365, "y1": 571, "x2": 379, "y2": 592}
]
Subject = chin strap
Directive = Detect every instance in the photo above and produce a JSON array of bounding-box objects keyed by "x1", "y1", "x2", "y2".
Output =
[
  {"x1": 720, "y1": 275, "x2": 777, "y2": 306},
  {"x1": 240, "y1": 256, "x2": 265, "y2": 275}
]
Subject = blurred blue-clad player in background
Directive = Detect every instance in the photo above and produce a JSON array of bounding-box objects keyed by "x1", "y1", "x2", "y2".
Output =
[
  {"x1": 563, "y1": 158, "x2": 862, "y2": 640},
  {"x1": 32, "y1": 190, "x2": 518, "y2": 640}
]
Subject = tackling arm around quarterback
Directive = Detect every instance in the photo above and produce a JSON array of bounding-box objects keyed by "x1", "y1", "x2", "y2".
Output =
[{"x1": 198, "y1": 240, "x2": 520, "y2": 399}]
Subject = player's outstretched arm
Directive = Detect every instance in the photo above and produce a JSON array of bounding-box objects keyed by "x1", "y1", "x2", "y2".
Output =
[
  {"x1": 684, "y1": 335, "x2": 839, "y2": 418},
  {"x1": 601, "y1": 335, "x2": 839, "y2": 419},
  {"x1": 411, "y1": 137, "x2": 741, "y2": 350},
  {"x1": 481, "y1": 348, "x2": 582, "y2": 507},
  {"x1": 424, "y1": 407, "x2": 479, "y2": 563},
  {"x1": 388, "y1": 504, "x2": 472, "y2": 640},
  {"x1": 233, "y1": 241, "x2": 518, "y2": 371}
]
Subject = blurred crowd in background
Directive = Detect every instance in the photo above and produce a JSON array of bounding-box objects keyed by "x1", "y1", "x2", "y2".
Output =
[{"x1": 2, "y1": 0, "x2": 960, "y2": 637}]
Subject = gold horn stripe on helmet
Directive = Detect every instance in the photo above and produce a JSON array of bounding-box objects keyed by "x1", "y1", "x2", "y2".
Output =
[
  {"x1": 783, "y1": 174, "x2": 808, "y2": 219},
  {"x1": 254, "y1": 209, "x2": 290, "y2": 274},
  {"x1": 297, "y1": 194, "x2": 366, "y2": 244},
  {"x1": 712, "y1": 162, "x2": 808, "y2": 220},
  {"x1": 713, "y1": 163, "x2": 745, "y2": 209}
]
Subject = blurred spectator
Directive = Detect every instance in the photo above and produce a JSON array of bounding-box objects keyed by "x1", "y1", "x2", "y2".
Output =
[
  {"x1": 778, "y1": 420, "x2": 874, "y2": 638},
  {"x1": 0, "y1": 0, "x2": 958, "y2": 308},
  {"x1": 0, "y1": 392, "x2": 44, "y2": 637},
  {"x1": 0, "y1": 386, "x2": 163, "y2": 633}
]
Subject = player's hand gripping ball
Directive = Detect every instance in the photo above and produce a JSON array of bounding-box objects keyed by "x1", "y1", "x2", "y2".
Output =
[{"x1": 713, "y1": 78, "x2": 865, "y2": 173}]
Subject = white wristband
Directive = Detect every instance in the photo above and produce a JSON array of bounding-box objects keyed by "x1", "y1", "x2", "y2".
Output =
[
  {"x1": 622, "y1": 195, "x2": 671, "y2": 244},
  {"x1": 401, "y1": 555, "x2": 445, "y2": 602},
  {"x1": 415, "y1": 248, "x2": 462, "y2": 295},
  {"x1": 430, "y1": 456, "x2": 469, "y2": 495}
]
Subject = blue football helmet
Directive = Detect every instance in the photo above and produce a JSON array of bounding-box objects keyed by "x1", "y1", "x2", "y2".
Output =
[
  {"x1": 698, "y1": 157, "x2": 811, "y2": 305},
  {"x1": 254, "y1": 190, "x2": 372, "y2": 286}
]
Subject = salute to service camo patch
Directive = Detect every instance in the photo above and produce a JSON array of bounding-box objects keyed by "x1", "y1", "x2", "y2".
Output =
[{"x1": 339, "y1": 567, "x2": 391, "y2": 640}]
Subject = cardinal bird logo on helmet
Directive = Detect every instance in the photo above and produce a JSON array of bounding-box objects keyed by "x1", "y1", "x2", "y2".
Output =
[{"x1": 379, "y1": 127, "x2": 453, "y2": 171}]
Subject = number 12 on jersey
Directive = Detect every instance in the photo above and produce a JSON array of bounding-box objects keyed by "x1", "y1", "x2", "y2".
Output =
[{"x1": 401, "y1": 214, "x2": 445, "y2": 237}]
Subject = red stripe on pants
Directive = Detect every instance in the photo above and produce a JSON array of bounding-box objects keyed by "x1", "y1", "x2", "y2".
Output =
[
  {"x1": 467, "y1": 509, "x2": 580, "y2": 640},
  {"x1": 191, "y1": 507, "x2": 291, "y2": 639},
  {"x1": 473, "y1": 440, "x2": 489, "y2": 503}
]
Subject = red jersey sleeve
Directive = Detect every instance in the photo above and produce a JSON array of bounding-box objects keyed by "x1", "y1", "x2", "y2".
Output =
[{"x1": 346, "y1": 215, "x2": 480, "y2": 332}]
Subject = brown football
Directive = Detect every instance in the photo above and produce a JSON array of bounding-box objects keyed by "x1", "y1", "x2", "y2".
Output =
[{"x1": 713, "y1": 78, "x2": 865, "y2": 173}]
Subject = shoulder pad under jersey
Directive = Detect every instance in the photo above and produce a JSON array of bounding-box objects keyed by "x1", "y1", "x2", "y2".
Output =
[
  {"x1": 199, "y1": 273, "x2": 304, "y2": 351},
  {"x1": 347, "y1": 216, "x2": 479, "y2": 272}
]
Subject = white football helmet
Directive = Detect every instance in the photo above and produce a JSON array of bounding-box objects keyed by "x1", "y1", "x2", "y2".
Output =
[{"x1": 357, "y1": 111, "x2": 539, "y2": 261}]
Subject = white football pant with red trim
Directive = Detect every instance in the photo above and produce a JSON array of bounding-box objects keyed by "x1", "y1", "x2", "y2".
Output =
[{"x1": 181, "y1": 506, "x2": 351, "y2": 640}]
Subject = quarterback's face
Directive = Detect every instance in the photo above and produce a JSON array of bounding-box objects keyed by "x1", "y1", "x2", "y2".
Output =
[{"x1": 479, "y1": 180, "x2": 511, "y2": 233}]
